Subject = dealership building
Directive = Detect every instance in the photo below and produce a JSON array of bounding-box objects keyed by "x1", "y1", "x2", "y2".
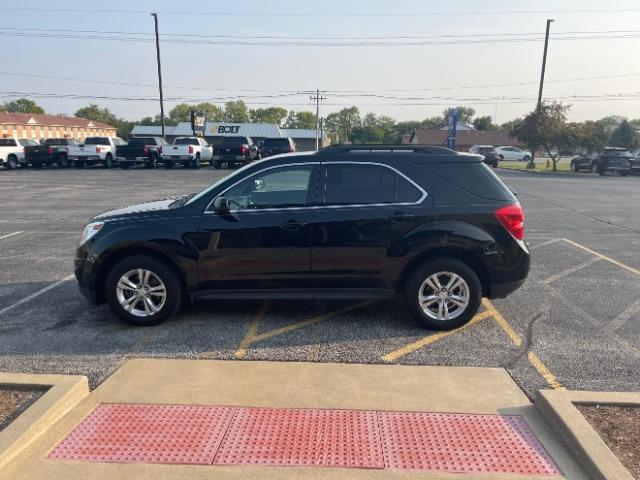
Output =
[{"x1": 131, "y1": 122, "x2": 330, "y2": 151}]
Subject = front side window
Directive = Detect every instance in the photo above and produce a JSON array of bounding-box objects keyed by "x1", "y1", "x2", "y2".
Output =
[
  {"x1": 324, "y1": 164, "x2": 422, "y2": 206},
  {"x1": 220, "y1": 165, "x2": 315, "y2": 211}
]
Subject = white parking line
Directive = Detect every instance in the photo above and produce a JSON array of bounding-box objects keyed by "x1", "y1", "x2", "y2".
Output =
[
  {"x1": 602, "y1": 299, "x2": 640, "y2": 333},
  {"x1": 541, "y1": 257, "x2": 602, "y2": 285},
  {"x1": 0, "y1": 231, "x2": 24, "y2": 241},
  {"x1": 528, "y1": 238, "x2": 562, "y2": 250},
  {"x1": 0, "y1": 274, "x2": 74, "y2": 317}
]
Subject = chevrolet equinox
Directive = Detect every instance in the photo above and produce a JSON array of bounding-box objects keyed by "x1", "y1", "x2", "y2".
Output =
[{"x1": 75, "y1": 145, "x2": 529, "y2": 330}]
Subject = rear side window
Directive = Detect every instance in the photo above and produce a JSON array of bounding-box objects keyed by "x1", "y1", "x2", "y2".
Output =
[
  {"x1": 0, "y1": 139, "x2": 17, "y2": 146},
  {"x1": 428, "y1": 162, "x2": 516, "y2": 201},
  {"x1": 324, "y1": 164, "x2": 422, "y2": 206}
]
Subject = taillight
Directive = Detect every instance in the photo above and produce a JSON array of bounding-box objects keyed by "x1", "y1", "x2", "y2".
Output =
[
  {"x1": 47, "y1": 146, "x2": 53, "y2": 155},
  {"x1": 495, "y1": 204, "x2": 524, "y2": 241},
  {"x1": 288, "y1": 146, "x2": 294, "y2": 152},
  {"x1": 241, "y1": 145, "x2": 248, "y2": 155},
  {"x1": 188, "y1": 145, "x2": 194, "y2": 154},
  {"x1": 96, "y1": 147, "x2": 101, "y2": 153},
  {"x1": 143, "y1": 146, "x2": 148, "y2": 156},
  {"x1": 158, "y1": 146, "x2": 163, "y2": 154}
]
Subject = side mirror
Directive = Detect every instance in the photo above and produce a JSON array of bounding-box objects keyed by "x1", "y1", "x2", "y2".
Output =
[
  {"x1": 213, "y1": 197, "x2": 230, "y2": 214},
  {"x1": 254, "y1": 179, "x2": 265, "y2": 191}
]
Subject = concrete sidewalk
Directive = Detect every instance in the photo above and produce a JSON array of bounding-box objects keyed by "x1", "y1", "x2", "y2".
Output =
[{"x1": 1, "y1": 360, "x2": 588, "y2": 479}]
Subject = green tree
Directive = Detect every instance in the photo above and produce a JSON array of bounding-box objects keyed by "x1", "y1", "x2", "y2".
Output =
[
  {"x1": 75, "y1": 104, "x2": 118, "y2": 125},
  {"x1": 571, "y1": 120, "x2": 609, "y2": 155},
  {"x1": 249, "y1": 107, "x2": 288, "y2": 125},
  {"x1": 167, "y1": 102, "x2": 224, "y2": 124},
  {"x1": 139, "y1": 115, "x2": 164, "y2": 126},
  {"x1": 0, "y1": 103, "x2": 6, "y2": 112},
  {"x1": 610, "y1": 119, "x2": 640, "y2": 149},
  {"x1": 500, "y1": 118, "x2": 524, "y2": 135},
  {"x1": 283, "y1": 111, "x2": 316, "y2": 129},
  {"x1": 472, "y1": 116, "x2": 497, "y2": 131},
  {"x1": 442, "y1": 106, "x2": 475, "y2": 124},
  {"x1": 324, "y1": 106, "x2": 361, "y2": 143},
  {"x1": 167, "y1": 103, "x2": 193, "y2": 123},
  {"x1": 223, "y1": 100, "x2": 249, "y2": 122},
  {"x1": 195, "y1": 102, "x2": 224, "y2": 122},
  {"x1": 511, "y1": 102, "x2": 571, "y2": 171},
  {"x1": 4, "y1": 98, "x2": 45, "y2": 114}
]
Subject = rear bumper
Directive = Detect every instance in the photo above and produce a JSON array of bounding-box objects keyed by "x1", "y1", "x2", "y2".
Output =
[{"x1": 488, "y1": 279, "x2": 526, "y2": 299}]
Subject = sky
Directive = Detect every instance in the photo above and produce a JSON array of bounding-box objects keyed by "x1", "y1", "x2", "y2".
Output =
[{"x1": 3, "y1": 0, "x2": 640, "y2": 124}]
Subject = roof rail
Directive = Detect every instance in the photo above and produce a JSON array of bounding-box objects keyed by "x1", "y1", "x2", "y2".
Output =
[{"x1": 317, "y1": 144, "x2": 455, "y2": 155}]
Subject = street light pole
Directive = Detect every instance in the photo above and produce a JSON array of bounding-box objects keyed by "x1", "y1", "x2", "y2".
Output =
[
  {"x1": 529, "y1": 18, "x2": 553, "y2": 169},
  {"x1": 150, "y1": 13, "x2": 165, "y2": 140}
]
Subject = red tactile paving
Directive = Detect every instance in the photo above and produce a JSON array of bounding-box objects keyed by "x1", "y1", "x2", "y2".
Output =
[
  {"x1": 213, "y1": 407, "x2": 384, "y2": 468},
  {"x1": 47, "y1": 404, "x2": 235, "y2": 465},
  {"x1": 48, "y1": 404, "x2": 560, "y2": 475},
  {"x1": 377, "y1": 411, "x2": 560, "y2": 475}
]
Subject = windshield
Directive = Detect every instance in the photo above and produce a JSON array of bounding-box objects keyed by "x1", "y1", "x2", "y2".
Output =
[{"x1": 220, "y1": 137, "x2": 248, "y2": 146}]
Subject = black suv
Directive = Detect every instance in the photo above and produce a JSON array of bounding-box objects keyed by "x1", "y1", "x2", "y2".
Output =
[
  {"x1": 260, "y1": 137, "x2": 296, "y2": 158},
  {"x1": 570, "y1": 148, "x2": 632, "y2": 176},
  {"x1": 75, "y1": 145, "x2": 529, "y2": 330}
]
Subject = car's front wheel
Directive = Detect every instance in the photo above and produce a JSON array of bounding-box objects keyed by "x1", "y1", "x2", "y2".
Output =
[
  {"x1": 404, "y1": 258, "x2": 482, "y2": 330},
  {"x1": 105, "y1": 255, "x2": 182, "y2": 326},
  {"x1": 523, "y1": 155, "x2": 531, "y2": 162}
]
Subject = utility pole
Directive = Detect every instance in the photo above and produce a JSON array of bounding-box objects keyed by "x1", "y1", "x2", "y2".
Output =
[
  {"x1": 528, "y1": 18, "x2": 553, "y2": 169},
  {"x1": 150, "y1": 13, "x2": 166, "y2": 140},
  {"x1": 310, "y1": 89, "x2": 326, "y2": 150},
  {"x1": 537, "y1": 19, "x2": 554, "y2": 109}
]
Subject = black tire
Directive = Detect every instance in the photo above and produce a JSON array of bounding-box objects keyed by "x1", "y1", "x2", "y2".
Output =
[
  {"x1": 193, "y1": 153, "x2": 201, "y2": 169},
  {"x1": 591, "y1": 162, "x2": 599, "y2": 174},
  {"x1": 570, "y1": 161, "x2": 576, "y2": 173},
  {"x1": 57, "y1": 154, "x2": 69, "y2": 169},
  {"x1": 498, "y1": 154, "x2": 504, "y2": 161},
  {"x1": 120, "y1": 162, "x2": 130, "y2": 170},
  {"x1": 213, "y1": 161, "x2": 222, "y2": 169},
  {"x1": 164, "y1": 161, "x2": 174, "y2": 169},
  {"x1": 104, "y1": 154, "x2": 113, "y2": 169},
  {"x1": 6, "y1": 155, "x2": 18, "y2": 170},
  {"x1": 620, "y1": 171, "x2": 629, "y2": 177},
  {"x1": 404, "y1": 257, "x2": 482, "y2": 330},
  {"x1": 145, "y1": 154, "x2": 157, "y2": 169},
  {"x1": 75, "y1": 161, "x2": 86, "y2": 169},
  {"x1": 523, "y1": 155, "x2": 531, "y2": 162},
  {"x1": 33, "y1": 162, "x2": 43, "y2": 169},
  {"x1": 105, "y1": 255, "x2": 183, "y2": 326}
]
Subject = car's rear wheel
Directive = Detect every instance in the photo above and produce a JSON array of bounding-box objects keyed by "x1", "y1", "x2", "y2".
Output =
[
  {"x1": 104, "y1": 154, "x2": 113, "y2": 169},
  {"x1": 6, "y1": 155, "x2": 18, "y2": 170},
  {"x1": 213, "y1": 161, "x2": 222, "y2": 169},
  {"x1": 145, "y1": 155, "x2": 158, "y2": 169},
  {"x1": 193, "y1": 153, "x2": 201, "y2": 169},
  {"x1": 57, "y1": 154, "x2": 69, "y2": 169},
  {"x1": 404, "y1": 258, "x2": 482, "y2": 330},
  {"x1": 106, "y1": 255, "x2": 182, "y2": 326},
  {"x1": 523, "y1": 155, "x2": 531, "y2": 162}
]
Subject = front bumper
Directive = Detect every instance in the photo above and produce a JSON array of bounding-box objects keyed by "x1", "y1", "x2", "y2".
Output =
[{"x1": 75, "y1": 245, "x2": 100, "y2": 305}]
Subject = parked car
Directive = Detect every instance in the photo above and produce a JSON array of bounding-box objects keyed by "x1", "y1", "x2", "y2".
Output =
[
  {"x1": 595, "y1": 148, "x2": 632, "y2": 176},
  {"x1": 75, "y1": 144, "x2": 529, "y2": 330},
  {"x1": 23, "y1": 138, "x2": 82, "y2": 169},
  {"x1": 161, "y1": 137, "x2": 213, "y2": 169},
  {"x1": 212, "y1": 136, "x2": 259, "y2": 169},
  {"x1": 0, "y1": 138, "x2": 38, "y2": 169},
  {"x1": 468, "y1": 145, "x2": 499, "y2": 168},
  {"x1": 495, "y1": 146, "x2": 531, "y2": 162},
  {"x1": 70, "y1": 136, "x2": 127, "y2": 169},
  {"x1": 569, "y1": 153, "x2": 598, "y2": 173},
  {"x1": 115, "y1": 137, "x2": 167, "y2": 169},
  {"x1": 260, "y1": 137, "x2": 296, "y2": 158},
  {"x1": 629, "y1": 147, "x2": 640, "y2": 175}
]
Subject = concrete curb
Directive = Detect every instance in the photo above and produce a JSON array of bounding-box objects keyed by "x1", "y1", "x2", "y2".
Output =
[
  {"x1": 535, "y1": 389, "x2": 640, "y2": 480},
  {"x1": 497, "y1": 166, "x2": 572, "y2": 176},
  {"x1": 0, "y1": 373, "x2": 89, "y2": 471}
]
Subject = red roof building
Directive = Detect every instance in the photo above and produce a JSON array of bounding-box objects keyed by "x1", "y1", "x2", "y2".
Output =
[{"x1": 0, "y1": 112, "x2": 116, "y2": 140}]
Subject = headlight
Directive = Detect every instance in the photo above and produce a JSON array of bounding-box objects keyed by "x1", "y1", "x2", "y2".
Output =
[{"x1": 79, "y1": 222, "x2": 104, "y2": 245}]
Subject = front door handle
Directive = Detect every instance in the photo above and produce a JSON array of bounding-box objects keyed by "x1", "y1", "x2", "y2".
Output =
[
  {"x1": 280, "y1": 219, "x2": 308, "y2": 231},
  {"x1": 387, "y1": 212, "x2": 415, "y2": 223}
]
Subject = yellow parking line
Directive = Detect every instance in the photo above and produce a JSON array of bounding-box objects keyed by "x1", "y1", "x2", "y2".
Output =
[
  {"x1": 250, "y1": 300, "x2": 377, "y2": 344},
  {"x1": 483, "y1": 299, "x2": 564, "y2": 390},
  {"x1": 563, "y1": 238, "x2": 640, "y2": 277},
  {"x1": 234, "y1": 300, "x2": 270, "y2": 359},
  {"x1": 381, "y1": 309, "x2": 495, "y2": 363}
]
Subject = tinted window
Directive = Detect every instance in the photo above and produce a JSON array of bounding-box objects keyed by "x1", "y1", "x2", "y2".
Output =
[
  {"x1": 324, "y1": 164, "x2": 421, "y2": 206},
  {"x1": 263, "y1": 138, "x2": 290, "y2": 147},
  {"x1": 18, "y1": 139, "x2": 37, "y2": 147},
  {"x1": 220, "y1": 137, "x2": 250, "y2": 146},
  {"x1": 0, "y1": 139, "x2": 17, "y2": 147},
  {"x1": 428, "y1": 162, "x2": 515, "y2": 202},
  {"x1": 221, "y1": 165, "x2": 315, "y2": 210},
  {"x1": 85, "y1": 137, "x2": 110, "y2": 145},
  {"x1": 175, "y1": 138, "x2": 199, "y2": 145},
  {"x1": 129, "y1": 137, "x2": 154, "y2": 145},
  {"x1": 45, "y1": 138, "x2": 65, "y2": 145}
]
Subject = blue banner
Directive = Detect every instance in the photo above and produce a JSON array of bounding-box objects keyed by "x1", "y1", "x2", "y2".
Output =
[{"x1": 446, "y1": 109, "x2": 458, "y2": 150}]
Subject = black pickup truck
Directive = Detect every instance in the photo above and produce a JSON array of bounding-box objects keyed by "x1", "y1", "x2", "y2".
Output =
[
  {"x1": 24, "y1": 138, "x2": 78, "y2": 169},
  {"x1": 115, "y1": 137, "x2": 167, "y2": 169},
  {"x1": 212, "y1": 136, "x2": 259, "y2": 169}
]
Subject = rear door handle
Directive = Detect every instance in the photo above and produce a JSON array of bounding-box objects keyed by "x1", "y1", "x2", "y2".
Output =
[
  {"x1": 387, "y1": 212, "x2": 415, "y2": 222},
  {"x1": 280, "y1": 219, "x2": 308, "y2": 231}
]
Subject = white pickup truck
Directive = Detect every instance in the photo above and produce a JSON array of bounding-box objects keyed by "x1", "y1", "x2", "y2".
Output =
[
  {"x1": 161, "y1": 137, "x2": 213, "y2": 169},
  {"x1": 70, "y1": 136, "x2": 127, "y2": 169},
  {"x1": 0, "y1": 138, "x2": 39, "y2": 169}
]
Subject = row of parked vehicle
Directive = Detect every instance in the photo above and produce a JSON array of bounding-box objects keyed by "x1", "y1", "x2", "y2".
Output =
[{"x1": 0, "y1": 135, "x2": 297, "y2": 170}]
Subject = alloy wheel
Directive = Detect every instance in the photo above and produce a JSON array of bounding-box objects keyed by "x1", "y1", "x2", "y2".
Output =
[
  {"x1": 116, "y1": 269, "x2": 167, "y2": 317},
  {"x1": 418, "y1": 271, "x2": 470, "y2": 321}
]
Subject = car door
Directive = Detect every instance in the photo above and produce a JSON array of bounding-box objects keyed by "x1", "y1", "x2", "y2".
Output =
[
  {"x1": 196, "y1": 162, "x2": 319, "y2": 294},
  {"x1": 310, "y1": 160, "x2": 430, "y2": 294},
  {"x1": 199, "y1": 138, "x2": 212, "y2": 160}
]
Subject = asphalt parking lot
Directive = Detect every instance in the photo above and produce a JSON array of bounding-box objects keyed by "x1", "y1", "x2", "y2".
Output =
[{"x1": 0, "y1": 166, "x2": 638, "y2": 397}]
